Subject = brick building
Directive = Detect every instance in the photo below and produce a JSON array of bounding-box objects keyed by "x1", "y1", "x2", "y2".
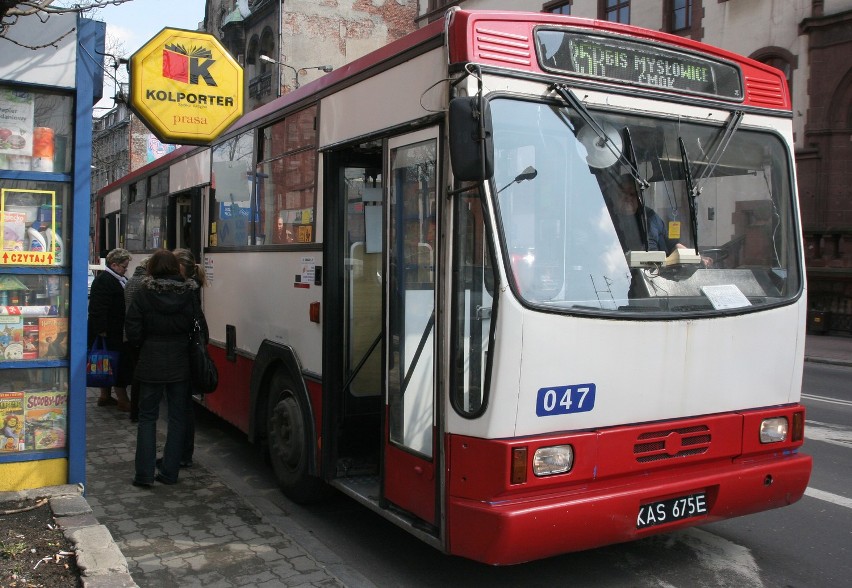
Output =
[{"x1": 203, "y1": 0, "x2": 418, "y2": 110}]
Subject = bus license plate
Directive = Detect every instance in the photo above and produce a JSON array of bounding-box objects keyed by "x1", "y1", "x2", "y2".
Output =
[{"x1": 637, "y1": 493, "x2": 708, "y2": 529}]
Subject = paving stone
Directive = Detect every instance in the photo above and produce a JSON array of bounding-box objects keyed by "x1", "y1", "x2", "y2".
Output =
[{"x1": 80, "y1": 388, "x2": 353, "y2": 587}]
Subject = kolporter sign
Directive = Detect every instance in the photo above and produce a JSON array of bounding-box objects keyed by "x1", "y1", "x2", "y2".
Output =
[{"x1": 129, "y1": 28, "x2": 244, "y2": 145}]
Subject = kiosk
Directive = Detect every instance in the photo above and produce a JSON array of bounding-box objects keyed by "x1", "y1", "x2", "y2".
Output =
[{"x1": 0, "y1": 12, "x2": 105, "y2": 490}]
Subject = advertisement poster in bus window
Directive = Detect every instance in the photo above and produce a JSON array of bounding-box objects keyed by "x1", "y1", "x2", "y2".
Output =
[{"x1": 217, "y1": 202, "x2": 250, "y2": 246}]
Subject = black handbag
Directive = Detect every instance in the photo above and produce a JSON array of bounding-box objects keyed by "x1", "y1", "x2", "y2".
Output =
[{"x1": 188, "y1": 300, "x2": 218, "y2": 394}]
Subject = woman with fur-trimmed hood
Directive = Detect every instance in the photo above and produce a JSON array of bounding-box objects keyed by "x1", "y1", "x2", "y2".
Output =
[{"x1": 125, "y1": 248, "x2": 198, "y2": 487}]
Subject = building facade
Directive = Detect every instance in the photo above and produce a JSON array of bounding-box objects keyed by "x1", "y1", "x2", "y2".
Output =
[{"x1": 203, "y1": 0, "x2": 419, "y2": 110}]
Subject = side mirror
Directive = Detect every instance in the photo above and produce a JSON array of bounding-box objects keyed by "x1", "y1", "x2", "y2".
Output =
[{"x1": 448, "y1": 96, "x2": 494, "y2": 182}]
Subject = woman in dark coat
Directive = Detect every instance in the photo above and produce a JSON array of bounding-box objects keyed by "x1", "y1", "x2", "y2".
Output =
[
  {"x1": 87, "y1": 248, "x2": 132, "y2": 410},
  {"x1": 125, "y1": 249, "x2": 198, "y2": 486}
]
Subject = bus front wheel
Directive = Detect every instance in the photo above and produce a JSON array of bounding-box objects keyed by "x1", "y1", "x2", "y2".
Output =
[{"x1": 266, "y1": 376, "x2": 325, "y2": 503}]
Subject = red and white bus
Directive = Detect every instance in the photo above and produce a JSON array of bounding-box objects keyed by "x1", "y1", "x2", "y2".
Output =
[{"x1": 96, "y1": 9, "x2": 812, "y2": 565}]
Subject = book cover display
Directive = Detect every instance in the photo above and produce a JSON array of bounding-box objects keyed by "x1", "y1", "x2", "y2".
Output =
[
  {"x1": 0, "y1": 314, "x2": 23, "y2": 360},
  {"x1": 23, "y1": 390, "x2": 67, "y2": 450},
  {"x1": 37, "y1": 316, "x2": 67, "y2": 359},
  {"x1": 0, "y1": 391, "x2": 24, "y2": 451}
]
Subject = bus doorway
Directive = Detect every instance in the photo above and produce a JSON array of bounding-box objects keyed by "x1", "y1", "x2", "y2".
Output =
[
  {"x1": 325, "y1": 142, "x2": 386, "y2": 499},
  {"x1": 326, "y1": 129, "x2": 440, "y2": 529},
  {"x1": 168, "y1": 188, "x2": 202, "y2": 259},
  {"x1": 100, "y1": 211, "x2": 119, "y2": 255}
]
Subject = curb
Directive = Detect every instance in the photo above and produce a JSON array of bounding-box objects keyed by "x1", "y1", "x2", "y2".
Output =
[
  {"x1": 804, "y1": 355, "x2": 852, "y2": 368},
  {"x1": 0, "y1": 484, "x2": 137, "y2": 588}
]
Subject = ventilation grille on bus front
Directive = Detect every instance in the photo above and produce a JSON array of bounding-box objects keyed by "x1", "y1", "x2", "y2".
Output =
[
  {"x1": 634, "y1": 425, "x2": 711, "y2": 463},
  {"x1": 744, "y1": 76, "x2": 787, "y2": 108},
  {"x1": 474, "y1": 26, "x2": 532, "y2": 66}
]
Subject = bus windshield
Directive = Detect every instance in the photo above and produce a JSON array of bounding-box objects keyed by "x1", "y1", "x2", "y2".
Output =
[{"x1": 490, "y1": 97, "x2": 801, "y2": 315}]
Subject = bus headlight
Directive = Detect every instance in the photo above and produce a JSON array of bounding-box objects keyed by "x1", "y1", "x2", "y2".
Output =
[
  {"x1": 760, "y1": 417, "x2": 788, "y2": 443},
  {"x1": 532, "y1": 445, "x2": 573, "y2": 476}
]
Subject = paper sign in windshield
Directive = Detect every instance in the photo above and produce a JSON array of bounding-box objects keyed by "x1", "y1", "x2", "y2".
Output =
[{"x1": 701, "y1": 284, "x2": 751, "y2": 310}]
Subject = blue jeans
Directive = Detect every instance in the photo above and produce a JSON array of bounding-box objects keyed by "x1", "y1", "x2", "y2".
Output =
[{"x1": 134, "y1": 379, "x2": 190, "y2": 484}]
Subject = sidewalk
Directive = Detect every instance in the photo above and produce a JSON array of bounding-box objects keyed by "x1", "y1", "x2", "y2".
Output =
[
  {"x1": 804, "y1": 333, "x2": 852, "y2": 367},
  {"x1": 80, "y1": 387, "x2": 355, "y2": 588}
]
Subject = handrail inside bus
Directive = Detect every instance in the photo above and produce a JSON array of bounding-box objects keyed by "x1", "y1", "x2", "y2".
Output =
[
  {"x1": 401, "y1": 311, "x2": 435, "y2": 397},
  {"x1": 342, "y1": 331, "x2": 382, "y2": 394}
]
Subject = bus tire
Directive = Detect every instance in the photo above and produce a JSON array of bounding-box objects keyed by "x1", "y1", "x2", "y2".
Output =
[{"x1": 266, "y1": 373, "x2": 326, "y2": 504}]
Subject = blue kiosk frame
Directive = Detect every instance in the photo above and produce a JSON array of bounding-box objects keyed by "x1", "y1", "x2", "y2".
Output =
[{"x1": 0, "y1": 13, "x2": 105, "y2": 490}]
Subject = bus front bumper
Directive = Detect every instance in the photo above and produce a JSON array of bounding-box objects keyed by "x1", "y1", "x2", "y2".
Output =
[{"x1": 447, "y1": 452, "x2": 812, "y2": 565}]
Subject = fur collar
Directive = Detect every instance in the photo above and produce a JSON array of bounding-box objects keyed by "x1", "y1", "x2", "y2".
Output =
[{"x1": 140, "y1": 275, "x2": 198, "y2": 294}]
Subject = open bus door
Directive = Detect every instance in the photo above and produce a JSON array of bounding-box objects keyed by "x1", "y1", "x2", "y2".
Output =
[
  {"x1": 167, "y1": 188, "x2": 202, "y2": 257},
  {"x1": 328, "y1": 128, "x2": 439, "y2": 529},
  {"x1": 384, "y1": 129, "x2": 440, "y2": 526}
]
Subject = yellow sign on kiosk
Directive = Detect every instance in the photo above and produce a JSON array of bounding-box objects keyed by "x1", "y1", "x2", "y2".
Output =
[{"x1": 129, "y1": 28, "x2": 244, "y2": 145}]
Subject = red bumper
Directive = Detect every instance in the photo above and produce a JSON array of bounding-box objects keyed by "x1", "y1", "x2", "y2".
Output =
[{"x1": 447, "y1": 451, "x2": 812, "y2": 565}]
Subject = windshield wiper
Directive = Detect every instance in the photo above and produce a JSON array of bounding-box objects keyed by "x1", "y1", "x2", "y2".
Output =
[
  {"x1": 551, "y1": 83, "x2": 623, "y2": 165},
  {"x1": 695, "y1": 110, "x2": 744, "y2": 189},
  {"x1": 622, "y1": 127, "x2": 650, "y2": 252},
  {"x1": 678, "y1": 137, "x2": 700, "y2": 254}
]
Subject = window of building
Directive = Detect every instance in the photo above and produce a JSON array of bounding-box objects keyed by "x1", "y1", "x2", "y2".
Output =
[
  {"x1": 602, "y1": 0, "x2": 630, "y2": 23},
  {"x1": 672, "y1": 0, "x2": 691, "y2": 31},
  {"x1": 544, "y1": 1, "x2": 572, "y2": 15}
]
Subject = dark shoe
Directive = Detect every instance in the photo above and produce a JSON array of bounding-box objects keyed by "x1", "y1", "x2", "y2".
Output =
[
  {"x1": 155, "y1": 473, "x2": 177, "y2": 485},
  {"x1": 116, "y1": 401, "x2": 131, "y2": 412},
  {"x1": 132, "y1": 479, "x2": 153, "y2": 488},
  {"x1": 97, "y1": 397, "x2": 117, "y2": 406}
]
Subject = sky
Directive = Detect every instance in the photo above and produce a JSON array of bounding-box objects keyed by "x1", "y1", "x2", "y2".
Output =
[{"x1": 91, "y1": 0, "x2": 206, "y2": 112}]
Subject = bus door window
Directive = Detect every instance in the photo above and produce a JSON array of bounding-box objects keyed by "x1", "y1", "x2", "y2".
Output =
[{"x1": 387, "y1": 134, "x2": 437, "y2": 458}]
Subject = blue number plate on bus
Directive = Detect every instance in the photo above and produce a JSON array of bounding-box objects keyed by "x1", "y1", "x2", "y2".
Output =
[
  {"x1": 536, "y1": 384, "x2": 596, "y2": 417},
  {"x1": 637, "y1": 492, "x2": 708, "y2": 529}
]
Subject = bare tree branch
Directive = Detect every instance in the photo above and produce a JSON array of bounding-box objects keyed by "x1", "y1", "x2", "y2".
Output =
[
  {"x1": 1, "y1": 0, "x2": 134, "y2": 48},
  {"x1": 4, "y1": 1, "x2": 133, "y2": 19}
]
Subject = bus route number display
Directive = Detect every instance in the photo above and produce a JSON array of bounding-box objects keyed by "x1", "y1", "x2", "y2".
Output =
[
  {"x1": 536, "y1": 30, "x2": 743, "y2": 101},
  {"x1": 536, "y1": 383, "x2": 596, "y2": 417}
]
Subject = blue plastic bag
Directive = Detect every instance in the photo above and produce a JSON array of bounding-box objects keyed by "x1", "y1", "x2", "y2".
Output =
[{"x1": 86, "y1": 336, "x2": 119, "y2": 388}]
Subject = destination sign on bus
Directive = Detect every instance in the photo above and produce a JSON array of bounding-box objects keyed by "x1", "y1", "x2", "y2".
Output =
[{"x1": 536, "y1": 29, "x2": 743, "y2": 101}]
